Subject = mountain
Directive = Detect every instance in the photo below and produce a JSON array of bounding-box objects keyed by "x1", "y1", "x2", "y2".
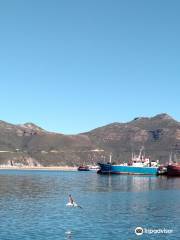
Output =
[
  {"x1": 86, "y1": 113, "x2": 180, "y2": 163},
  {"x1": 0, "y1": 113, "x2": 179, "y2": 167}
]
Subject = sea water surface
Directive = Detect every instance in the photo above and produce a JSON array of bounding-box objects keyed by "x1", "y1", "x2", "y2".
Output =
[{"x1": 0, "y1": 170, "x2": 179, "y2": 240}]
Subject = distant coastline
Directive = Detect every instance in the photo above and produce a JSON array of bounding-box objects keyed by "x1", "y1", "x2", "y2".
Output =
[{"x1": 0, "y1": 166, "x2": 77, "y2": 171}]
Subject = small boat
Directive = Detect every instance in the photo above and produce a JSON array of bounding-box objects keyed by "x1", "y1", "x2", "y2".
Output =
[
  {"x1": 88, "y1": 165, "x2": 100, "y2": 171},
  {"x1": 77, "y1": 165, "x2": 90, "y2": 171},
  {"x1": 98, "y1": 148, "x2": 161, "y2": 175}
]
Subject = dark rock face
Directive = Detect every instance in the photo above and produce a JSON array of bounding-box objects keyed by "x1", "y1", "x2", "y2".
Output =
[{"x1": 0, "y1": 113, "x2": 179, "y2": 166}]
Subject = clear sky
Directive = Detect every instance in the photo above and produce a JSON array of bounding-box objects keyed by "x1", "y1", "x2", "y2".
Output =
[{"x1": 0, "y1": 0, "x2": 179, "y2": 134}]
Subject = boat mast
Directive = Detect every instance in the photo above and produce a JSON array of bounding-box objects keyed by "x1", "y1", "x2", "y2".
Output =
[
  {"x1": 169, "y1": 151, "x2": 172, "y2": 164},
  {"x1": 109, "y1": 153, "x2": 112, "y2": 164},
  {"x1": 131, "y1": 152, "x2": 134, "y2": 161},
  {"x1": 138, "y1": 146, "x2": 144, "y2": 160}
]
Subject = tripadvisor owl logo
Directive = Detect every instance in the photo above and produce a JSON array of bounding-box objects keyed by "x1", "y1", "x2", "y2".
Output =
[{"x1": 135, "y1": 227, "x2": 144, "y2": 236}]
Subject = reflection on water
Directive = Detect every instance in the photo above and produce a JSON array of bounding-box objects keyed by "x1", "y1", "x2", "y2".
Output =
[
  {"x1": 84, "y1": 173, "x2": 180, "y2": 193},
  {"x1": 0, "y1": 170, "x2": 179, "y2": 240}
]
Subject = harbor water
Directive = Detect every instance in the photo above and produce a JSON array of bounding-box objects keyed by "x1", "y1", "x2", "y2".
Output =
[{"x1": 0, "y1": 170, "x2": 179, "y2": 239}]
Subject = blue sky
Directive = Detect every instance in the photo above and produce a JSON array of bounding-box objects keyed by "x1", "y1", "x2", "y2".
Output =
[{"x1": 0, "y1": 0, "x2": 179, "y2": 134}]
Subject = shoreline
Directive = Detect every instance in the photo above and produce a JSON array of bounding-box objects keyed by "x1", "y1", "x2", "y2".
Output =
[{"x1": 0, "y1": 166, "x2": 77, "y2": 171}]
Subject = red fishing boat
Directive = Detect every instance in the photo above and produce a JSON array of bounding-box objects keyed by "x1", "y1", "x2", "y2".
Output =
[
  {"x1": 166, "y1": 164, "x2": 180, "y2": 176},
  {"x1": 77, "y1": 165, "x2": 90, "y2": 171},
  {"x1": 166, "y1": 152, "x2": 180, "y2": 176}
]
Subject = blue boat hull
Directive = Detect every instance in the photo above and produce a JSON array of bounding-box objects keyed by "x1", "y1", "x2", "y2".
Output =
[{"x1": 98, "y1": 163, "x2": 159, "y2": 175}]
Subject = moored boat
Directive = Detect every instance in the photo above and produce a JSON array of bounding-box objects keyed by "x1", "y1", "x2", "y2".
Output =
[
  {"x1": 166, "y1": 164, "x2": 180, "y2": 176},
  {"x1": 98, "y1": 163, "x2": 160, "y2": 175},
  {"x1": 165, "y1": 152, "x2": 180, "y2": 176},
  {"x1": 97, "y1": 148, "x2": 161, "y2": 175},
  {"x1": 77, "y1": 165, "x2": 90, "y2": 171},
  {"x1": 88, "y1": 165, "x2": 100, "y2": 171}
]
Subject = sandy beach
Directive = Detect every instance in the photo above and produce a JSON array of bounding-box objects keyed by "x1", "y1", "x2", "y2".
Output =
[{"x1": 0, "y1": 166, "x2": 77, "y2": 171}]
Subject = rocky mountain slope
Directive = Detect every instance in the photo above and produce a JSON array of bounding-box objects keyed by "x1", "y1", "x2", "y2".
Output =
[{"x1": 0, "y1": 113, "x2": 179, "y2": 166}]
